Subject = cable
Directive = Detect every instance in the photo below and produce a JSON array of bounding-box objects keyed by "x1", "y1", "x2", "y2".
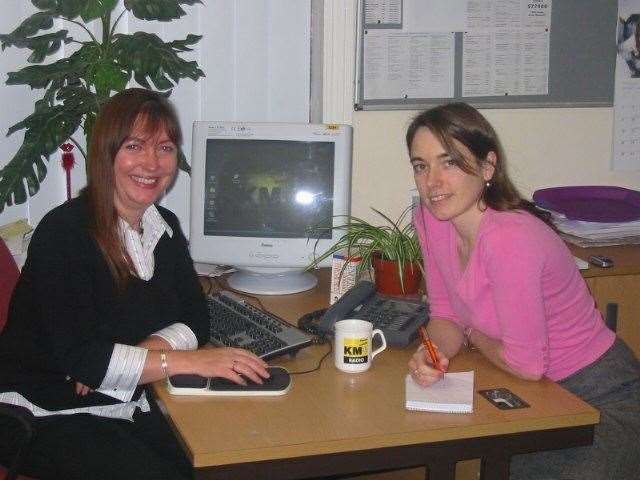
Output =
[
  {"x1": 218, "y1": 289, "x2": 332, "y2": 374},
  {"x1": 202, "y1": 276, "x2": 216, "y2": 296},
  {"x1": 204, "y1": 275, "x2": 330, "y2": 374},
  {"x1": 287, "y1": 342, "x2": 332, "y2": 376}
]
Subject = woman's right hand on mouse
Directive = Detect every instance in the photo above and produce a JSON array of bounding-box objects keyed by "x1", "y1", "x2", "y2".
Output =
[{"x1": 189, "y1": 347, "x2": 269, "y2": 385}]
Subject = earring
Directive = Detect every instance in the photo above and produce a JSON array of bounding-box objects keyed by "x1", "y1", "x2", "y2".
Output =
[{"x1": 485, "y1": 181, "x2": 491, "y2": 188}]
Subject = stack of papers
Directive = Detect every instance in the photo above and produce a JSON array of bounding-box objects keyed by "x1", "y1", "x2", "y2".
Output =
[
  {"x1": 532, "y1": 186, "x2": 640, "y2": 247},
  {"x1": 193, "y1": 263, "x2": 236, "y2": 277},
  {"x1": 550, "y1": 212, "x2": 640, "y2": 247},
  {"x1": 0, "y1": 219, "x2": 33, "y2": 269}
]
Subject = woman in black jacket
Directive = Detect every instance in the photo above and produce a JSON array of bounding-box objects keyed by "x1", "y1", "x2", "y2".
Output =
[{"x1": 0, "y1": 89, "x2": 269, "y2": 480}]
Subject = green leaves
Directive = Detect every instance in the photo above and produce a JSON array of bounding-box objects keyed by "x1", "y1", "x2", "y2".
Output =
[
  {"x1": 8, "y1": 55, "x2": 83, "y2": 90},
  {"x1": 31, "y1": 0, "x2": 119, "y2": 22},
  {"x1": 56, "y1": 85, "x2": 101, "y2": 122},
  {"x1": 113, "y1": 32, "x2": 204, "y2": 90},
  {"x1": 11, "y1": 99, "x2": 86, "y2": 157},
  {"x1": 0, "y1": 92, "x2": 95, "y2": 212},
  {"x1": 178, "y1": 150, "x2": 191, "y2": 175},
  {"x1": 80, "y1": 0, "x2": 120, "y2": 22},
  {"x1": 86, "y1": 59, "x2": 130, "y2": 95},
  {"x1": 125, "y1": 0, "x2": 202, "y2": 21},
  {"x1": 0, "y1": 144, "x2": 48, "y2": 209},
  {"x1": 0, "y1": 12, "x2": 55, "y2": 42},
  {"x1": 306, "y1": 207, "x2": 423, "y2": 286},
  {"x1": 1, "y1": 0, "x2": 204, "y2": 211},
  {"x1": 0, "y1": 27, "x2": 70, "y2": 63},
  {"x1": 0, "y1": 81, "x2": 99, "y2": 213}
]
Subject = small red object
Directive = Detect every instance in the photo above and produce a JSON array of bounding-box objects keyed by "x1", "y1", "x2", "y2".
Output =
[
  {"x1": 419, "y1": 325, "x2": 446, "y2": 374},
  {"x1": 60, "y1": 143, "x2": 75, "y2": 201}
]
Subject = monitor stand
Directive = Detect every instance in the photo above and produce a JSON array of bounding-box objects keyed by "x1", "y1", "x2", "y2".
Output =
[{"x1": 227, "y1": 268, "x2": 318, "y2": 295}]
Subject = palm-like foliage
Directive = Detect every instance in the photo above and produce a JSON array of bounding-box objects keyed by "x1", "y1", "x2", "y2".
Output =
[
  {"x1": 307, "y1": 206, "x2": 423, "y2": 290},
  {"x1": 0, "y1": 0, "x2": 205, "y2": 212}
]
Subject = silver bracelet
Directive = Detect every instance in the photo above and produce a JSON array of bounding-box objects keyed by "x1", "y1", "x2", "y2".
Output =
[
  {"x1": 160, "y1": 350, "x2": 169, "y2": 378},
  {"x1": 463, "y1": 326, "x2": 473, "y2": 348}
]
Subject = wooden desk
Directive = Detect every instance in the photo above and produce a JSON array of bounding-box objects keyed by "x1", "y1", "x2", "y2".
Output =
[
  {"x1": 155, "y1": 271, "x2": 599, "y2": 480},
  {"x1": 569, "y1": 244, "x2": 640, "y2": 357}
]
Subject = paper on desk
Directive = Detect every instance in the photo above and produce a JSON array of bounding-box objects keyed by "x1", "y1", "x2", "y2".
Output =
[
  {"x1": 405, "y1": 371, "x2": 474, "y2": 413},
  {"x1": 0, "y1": 219, "x2": 33, "y2": 255},
  {"x1": 193, "y1": 262, "x2": 236, "y2": 277},
  {"x1": 549, "y1": 210, "x2": 640, "y2": 246},
  {"x1": 573, "y1": 256, "x2": 589, "y2": 270},
  {"x1": 0, "y1": 219, "x2": 32, "y2": 240}
]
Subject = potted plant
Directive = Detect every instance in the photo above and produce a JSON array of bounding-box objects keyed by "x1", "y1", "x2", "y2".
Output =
[
  {"x1": 0, "y1": 0, "x2": 205, "y2": 212},
  {"x1": 307, "y1": 206, "x2": 423, "y2": 296}
]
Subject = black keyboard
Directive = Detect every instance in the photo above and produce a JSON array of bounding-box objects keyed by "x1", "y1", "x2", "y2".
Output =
[{"x1": 207, "y1": 291, "x2": 313, "y2": 359}]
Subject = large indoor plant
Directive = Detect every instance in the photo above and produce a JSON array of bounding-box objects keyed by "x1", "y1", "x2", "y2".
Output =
[
  {"x1": 307, "y1": 206, "x2": 423, "y2": 295},
  {"x1": 0, "y1": 0, "x2": 205, "y2": 212}
]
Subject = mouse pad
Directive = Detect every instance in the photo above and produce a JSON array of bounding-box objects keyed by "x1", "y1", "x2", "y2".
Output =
[
  {"x1": 478, "y1": 388, "x2": 529, "y2": 410},
  {"x1": 168, "y1": 366, "x2": 291, "y2": 396},
  {"x1": 210, "y1": 366, "x2": 291, "y2": 392}
]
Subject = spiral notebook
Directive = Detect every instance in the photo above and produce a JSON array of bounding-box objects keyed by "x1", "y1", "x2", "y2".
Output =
[{"x1": 405, "y1": 371, "x2": 475, "y2": 413}]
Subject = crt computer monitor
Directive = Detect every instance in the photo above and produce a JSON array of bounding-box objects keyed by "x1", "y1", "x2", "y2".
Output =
[{"x1": 189, "y1": 121, "x2": 352, "y2": 295}]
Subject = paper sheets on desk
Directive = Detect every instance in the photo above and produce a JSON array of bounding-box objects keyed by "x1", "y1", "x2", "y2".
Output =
[
  {"x1": 0, "y1": 219, "x2": 32, "y2": 270},
  {"x1": 550, "y1": 212, "x2": 640, "y2": 247}
]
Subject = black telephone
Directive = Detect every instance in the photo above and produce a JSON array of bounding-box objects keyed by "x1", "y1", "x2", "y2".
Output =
[{"x1": 314, "y1": 281, "x2": 428, "y2": 348}]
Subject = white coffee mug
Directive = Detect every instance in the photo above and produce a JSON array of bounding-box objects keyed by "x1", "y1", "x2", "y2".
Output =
[{"x1": 333, "y1": 319, "x2": 387, "y2": 373}]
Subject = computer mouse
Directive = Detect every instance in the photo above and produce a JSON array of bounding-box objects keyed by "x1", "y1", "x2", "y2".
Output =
[{"x1": 209, "y1": 366, "x2": 291, "y2": 392}]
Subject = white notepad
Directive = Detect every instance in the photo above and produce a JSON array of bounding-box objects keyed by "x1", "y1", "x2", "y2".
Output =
[{"x1": 405, "y1": 371, "x2": 475, "y2": 413}]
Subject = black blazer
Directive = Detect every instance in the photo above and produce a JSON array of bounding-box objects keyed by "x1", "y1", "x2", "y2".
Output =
[{"x1": 0, "y1": 196, "x2": 209, "y2": 411}]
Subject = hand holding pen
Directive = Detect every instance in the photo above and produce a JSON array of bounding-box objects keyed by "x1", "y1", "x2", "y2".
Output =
[
  {"x1": 408, "y1": 326, "x2": 449, "y2": 386},
  {"x1": 418, "y1": 326, "x2": 446, "y2": 375}
]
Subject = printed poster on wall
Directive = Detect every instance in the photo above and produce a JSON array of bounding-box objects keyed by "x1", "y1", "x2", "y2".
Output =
[
  {"x1": 361, "y1": 0, "x2": 551, "y2": 101},
  {"x1": 362, "y1": 0, "x2": 457, "y2": 100},
  {"x1": 462, "y1": 0, "x2": 552, "y2": 97},
  {"x1": 614, "y1": 0, "x2": 640, "y2": 170},
  {"x1": 364, "y1": 31, "x2": 455, "y2": 100}
]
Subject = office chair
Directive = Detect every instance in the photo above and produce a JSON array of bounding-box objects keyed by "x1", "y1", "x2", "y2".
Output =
[
  {"x1": 0, "y1": 237, "x2": 36, "y2": 480},
  {"x1": 0, "y1": 236, "x2": 19, "y2": 331}
]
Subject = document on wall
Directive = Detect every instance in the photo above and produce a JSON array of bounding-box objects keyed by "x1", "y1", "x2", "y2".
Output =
[
  {"x1": 613, "y1": 0, "x2": 640, "y2": 171},
  {"x1": 364, "y1": 0, "x2": 467, "y2": 32},
  {"x1": 364, "y1": 30, "x2": 454, "y2": 100},
  {"x1": 403, "y1": 0, "x2": 467, "y2": 33},
  {"x1": 362, "y1": 0, "x2": 459, "y2": 100},
  {"x1": 462, "y1": 0, "x2": 551, "y2": 97},
  {"x1": 365, "y1": 0, "x2": 402, "y2": 28}
]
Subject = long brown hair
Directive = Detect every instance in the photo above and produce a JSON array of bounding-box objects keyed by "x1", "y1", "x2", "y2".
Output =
[
  {"x1": 406, "y1": 102, "x2": 551, "y2": 224},
  {"x1": 84, "y1": 88, "x2": 182, "y2": 291}
]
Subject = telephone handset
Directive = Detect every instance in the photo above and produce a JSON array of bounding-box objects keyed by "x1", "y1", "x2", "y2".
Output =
[
  {"x1": 318, "y1": 281, "x2": 377, "y2": 331},
  {"x1": 316, "y1": 281, "x2": 428, "y2": 348}
]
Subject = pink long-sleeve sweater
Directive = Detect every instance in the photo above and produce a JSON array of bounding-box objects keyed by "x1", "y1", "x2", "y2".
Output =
[{"x1": 414, "y1": 205, "x2": 614, "y2": 381}]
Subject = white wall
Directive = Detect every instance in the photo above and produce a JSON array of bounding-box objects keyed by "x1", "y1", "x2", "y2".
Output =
[
  {"x1": 4, "y1": 1, "x2": 640, "y2": 233},
  {"x1": 0, "y1": 1, "x2": 66, "y2": 226},
  {"x1": 0, "y1": 0, "x2": 311, "y2": 232},
  {"x1": 350, "y1": 107, "x2": 640, "y2": 223},
  {"x1": 319, "y1": 2, "x2": 640, "y2": 225}
]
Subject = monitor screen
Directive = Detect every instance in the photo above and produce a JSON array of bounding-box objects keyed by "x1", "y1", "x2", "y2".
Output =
[
  {"x1": 189, "y1": 122, "x2": 352, "y2": 295},
  {"x1": 203, "y1": 139, "x2": 334, "y2": 240}
]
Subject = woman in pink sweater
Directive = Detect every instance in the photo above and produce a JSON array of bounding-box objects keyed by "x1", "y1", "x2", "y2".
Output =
[{"x1": 407, "y1": 103, "x2": 639, "y2": 479}]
